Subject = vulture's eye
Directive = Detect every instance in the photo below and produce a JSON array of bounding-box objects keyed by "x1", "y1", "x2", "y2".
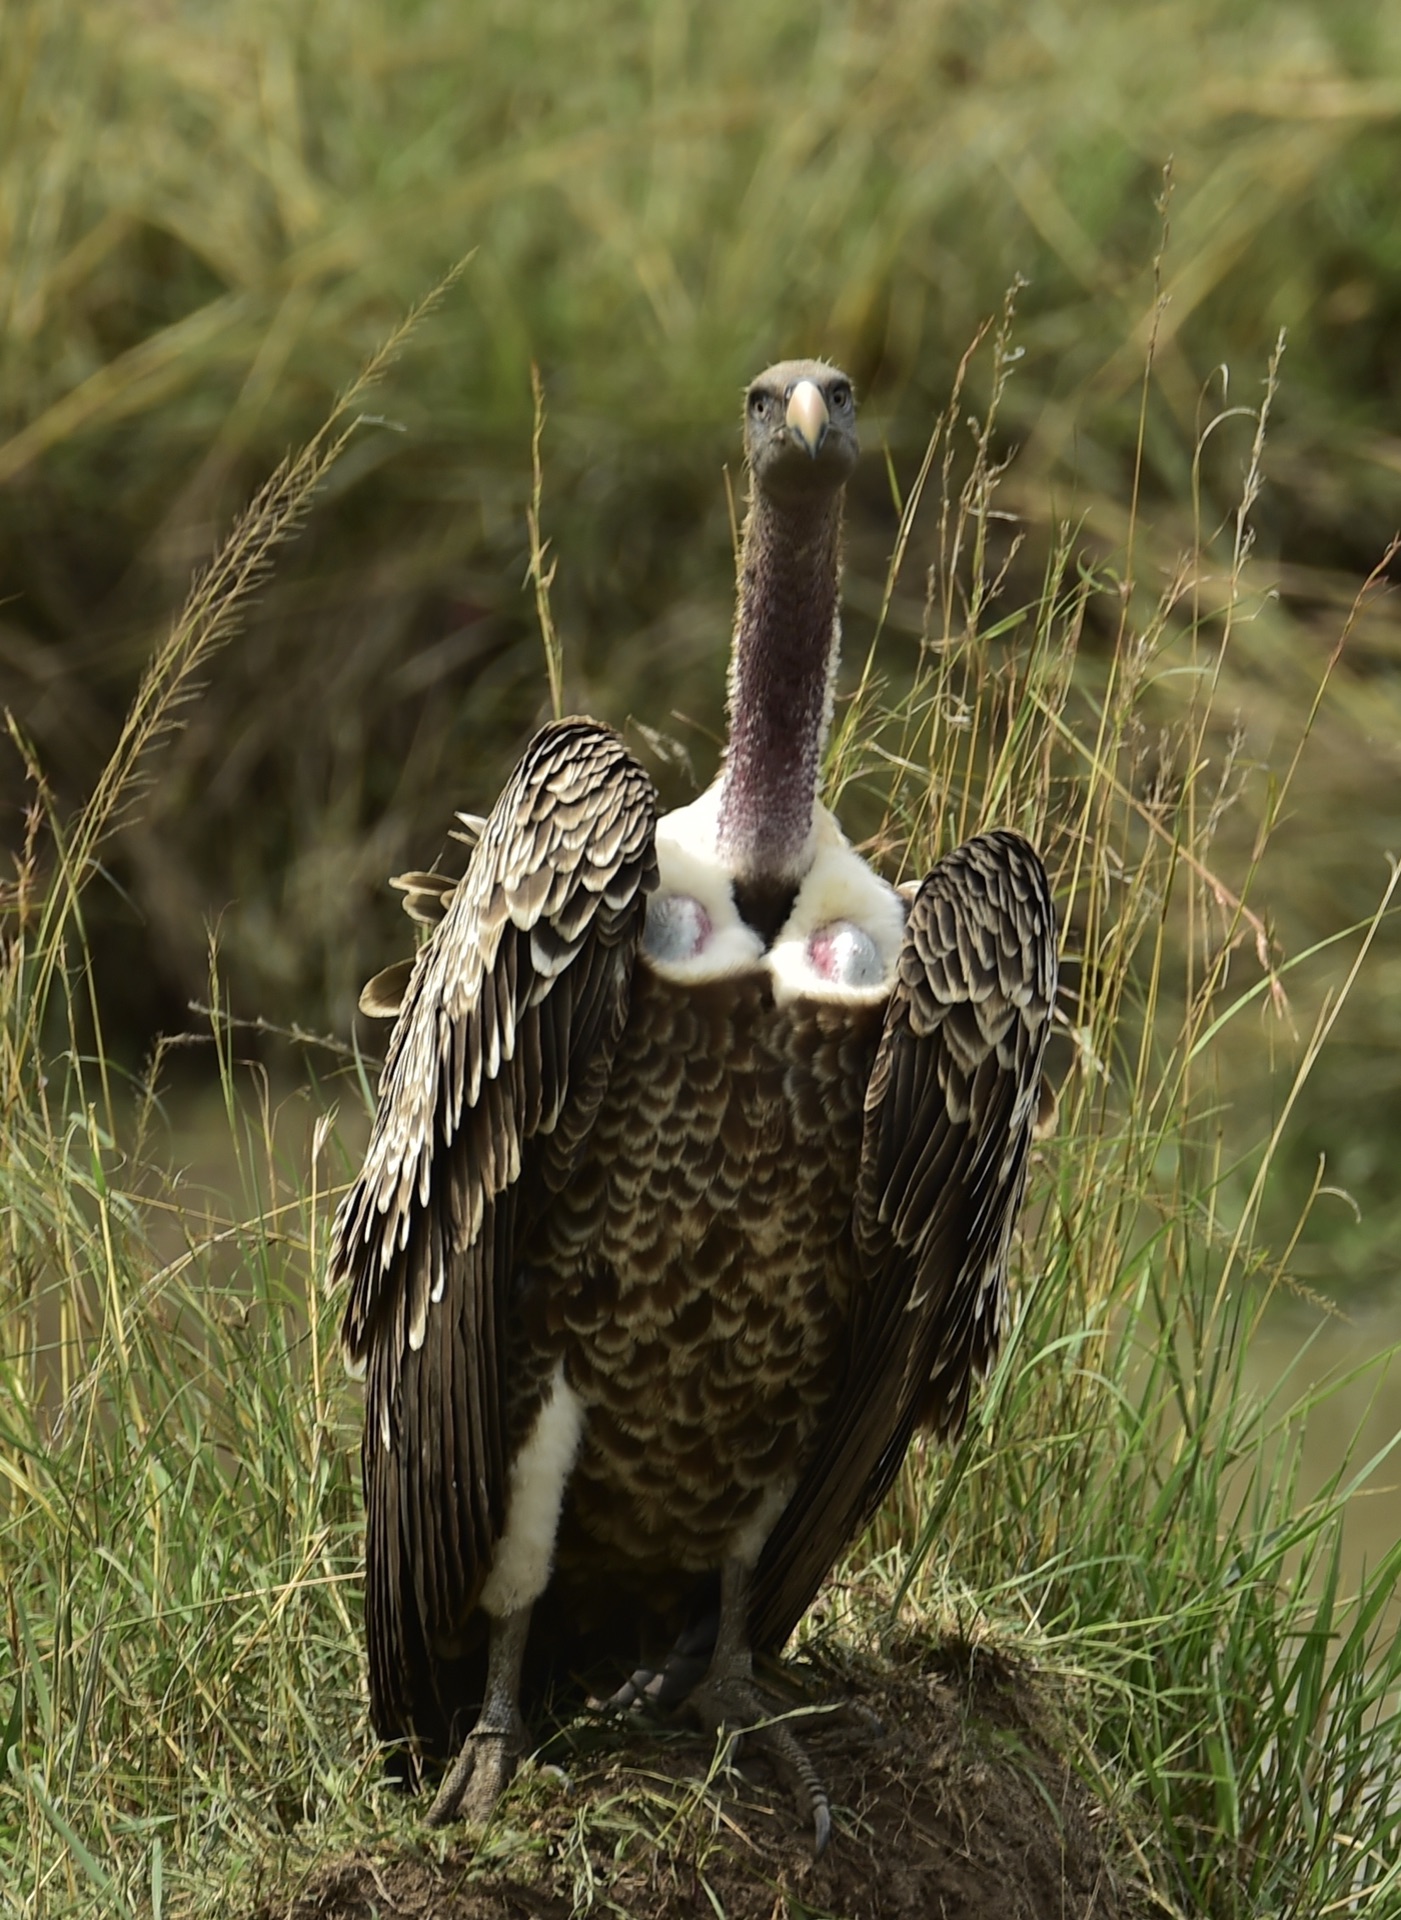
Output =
[
  {"x1": 830, "y1": 382, "x2": 852, "y2": 410},
  {"x1": 748, "y1": 391, "x2": 770, "y2": 419}
]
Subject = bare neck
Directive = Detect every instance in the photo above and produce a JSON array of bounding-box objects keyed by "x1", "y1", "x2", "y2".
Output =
[{"x1": 715, "y1": 488, "x2": 845, "y2": 882}]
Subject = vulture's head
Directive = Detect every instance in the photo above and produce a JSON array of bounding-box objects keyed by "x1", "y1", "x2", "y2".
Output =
[{"x1": 744, "y1": 360, "x2": 859, "y2": 506}]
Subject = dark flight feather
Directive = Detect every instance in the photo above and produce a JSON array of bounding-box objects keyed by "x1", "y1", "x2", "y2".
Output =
[
  {"x1": 750, "y1": 831, "x2": 1056, "y2": 1651},
  {"x1": 329, "y1": 720, "x2": 658, "y2": 1748}
]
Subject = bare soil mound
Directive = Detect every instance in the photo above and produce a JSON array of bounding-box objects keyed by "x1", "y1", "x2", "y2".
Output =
[{"x1": 260, "y1": 1641, "x2": 1143, "y2": 1920}]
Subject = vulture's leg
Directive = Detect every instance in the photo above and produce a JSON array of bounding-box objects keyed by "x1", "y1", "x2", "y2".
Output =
[
  {"x1": 427, "y1": 1361, "x2": 584, "y2": 1828},
  {"x1": 425, "y1": 1606, "x2": 532, "y2": 1829},
  {"x1": 689, "y1": 1557, "x2": 832, "y2": 1856}
]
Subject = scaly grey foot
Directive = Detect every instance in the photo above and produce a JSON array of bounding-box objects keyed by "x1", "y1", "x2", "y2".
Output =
[
  {"x1": 424, "y1": 1723, "x2": 527, "y2": 1829},
  {"x1": 688, "y1": 1666, "x2": 832, "y2": 1857}
]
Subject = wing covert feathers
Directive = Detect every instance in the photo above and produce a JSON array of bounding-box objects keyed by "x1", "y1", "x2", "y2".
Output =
[
  {"x1": 751, "y1": 828, "x2": 1057, "y2": 1651},
  {"x1": 328, "y1": 720, "x2": 658, "y2": 1747}
]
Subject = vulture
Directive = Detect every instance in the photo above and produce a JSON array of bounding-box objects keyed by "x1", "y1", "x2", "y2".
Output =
[{"x1": 328, "y1": 360, "x2": 1057, "y2": 1849}]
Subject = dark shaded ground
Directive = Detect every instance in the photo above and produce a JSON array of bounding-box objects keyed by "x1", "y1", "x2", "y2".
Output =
[{"x1": 257, "y1": 1641, "x2": 1146, "y2": 1920}]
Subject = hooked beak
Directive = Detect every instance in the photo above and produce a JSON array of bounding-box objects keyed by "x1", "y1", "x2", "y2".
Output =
[{"x1": 785, "y1": 380, "x2": 829, "y2": 458}]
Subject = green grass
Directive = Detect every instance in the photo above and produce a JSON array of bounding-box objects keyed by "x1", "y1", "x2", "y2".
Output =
[{"x1": 2, "y1": 277, "x2": 1400, "y2": 1915}]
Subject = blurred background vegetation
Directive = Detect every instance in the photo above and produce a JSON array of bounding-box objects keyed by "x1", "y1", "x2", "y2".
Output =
[{"x1": 1, "y1": 0, "x2": 1398, "y2": 1293}]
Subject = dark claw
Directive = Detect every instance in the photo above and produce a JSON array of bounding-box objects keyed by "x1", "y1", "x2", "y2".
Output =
[
  {"x1": 812, "y1": 1795, "x2": 832, "y2": 1858},
  {"x1": 601, "y1": 1609, "x2": 720, "y2": 1712}
]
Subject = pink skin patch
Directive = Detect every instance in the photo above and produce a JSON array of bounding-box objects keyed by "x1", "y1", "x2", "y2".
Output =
[
  {"x1": 643, "y1": 893, "x2": 714, "y2": 963},
  {"x1": 807, "y1": 919, "x2": 884, "y2": 987}
]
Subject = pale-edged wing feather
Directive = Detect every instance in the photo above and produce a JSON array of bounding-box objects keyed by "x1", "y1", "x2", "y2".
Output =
[
  {"x1": 750, "y1": 829, "x2": 1056, "y2": 1650},
  {"x1": 328, "y1": 720, "x2": 658, "y2": 1749}
]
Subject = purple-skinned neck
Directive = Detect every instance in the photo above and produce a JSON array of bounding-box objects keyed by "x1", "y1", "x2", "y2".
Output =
[{"x1": 715, "y1": 486, "x2": 845, "y2": 882}]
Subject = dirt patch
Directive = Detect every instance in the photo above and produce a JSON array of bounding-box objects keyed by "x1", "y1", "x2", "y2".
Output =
[{"x1": 259, "y1": 1641, "x2": 1145, "y2": 1920}]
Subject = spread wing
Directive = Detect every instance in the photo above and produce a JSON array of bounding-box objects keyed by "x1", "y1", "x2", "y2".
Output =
[
  {"x1": 329, "y1": 720, "x2": 658, "y2": 1749},
  {"x1": 750, "y1": 829, "x2": 1057, "y2": 1650}
]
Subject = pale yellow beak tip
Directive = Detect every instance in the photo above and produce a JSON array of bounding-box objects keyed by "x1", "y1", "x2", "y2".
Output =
[{"x1": 785, "y1": 380, "x2": 830, "y2": 457}]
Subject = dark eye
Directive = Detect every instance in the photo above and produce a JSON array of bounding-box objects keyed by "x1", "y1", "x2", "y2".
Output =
[
  {"x1": 748, "y1": 390, "x2": 770, "y2": 418},
  {"x1": 830, "y1": 381, "x2": 852, "y2": 410}
]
